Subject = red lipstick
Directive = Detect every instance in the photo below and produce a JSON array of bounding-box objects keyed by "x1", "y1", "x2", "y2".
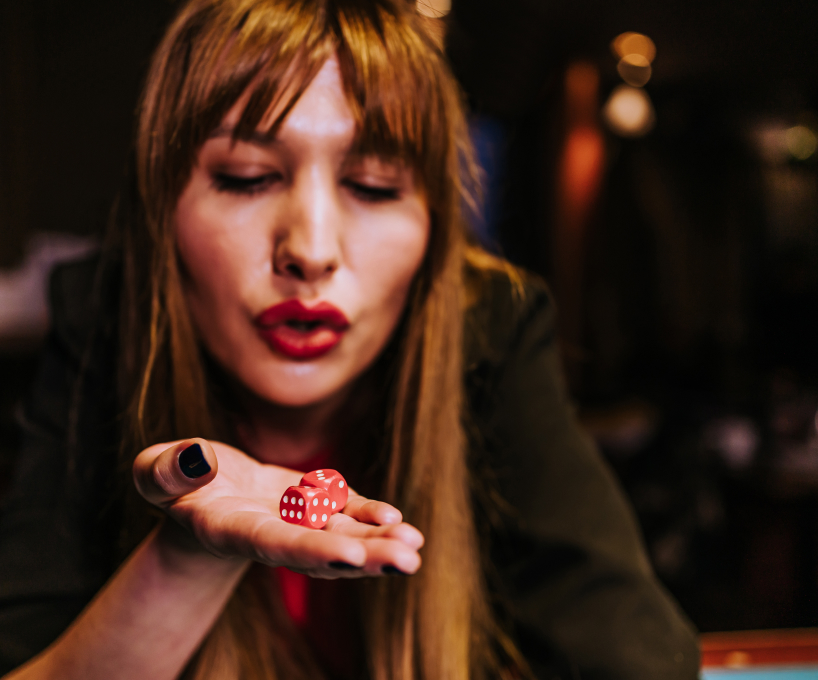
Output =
[{"x1": 255, "y1": 299, "x2": 350, "y2": 360}]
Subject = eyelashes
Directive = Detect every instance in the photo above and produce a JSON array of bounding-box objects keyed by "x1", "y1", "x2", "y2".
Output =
[
  {"x1": 212, "y1": 172, "x2": 281, "y2": 195},
  {"x1": 342, "y1": 180, "x2": 400, "y2": 203},
  {"x1": 212, "y1": 173, "x2": 401, "y2": 203}
]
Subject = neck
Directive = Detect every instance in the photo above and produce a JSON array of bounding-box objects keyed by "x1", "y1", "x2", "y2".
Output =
[{"x1": 233, "y1": 384, "x2": 352, "y2": 468}]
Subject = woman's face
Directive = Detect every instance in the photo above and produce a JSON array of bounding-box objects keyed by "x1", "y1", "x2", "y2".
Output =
[{"x1": 175, "y1": 56, "x2": 430, "y2": 408}]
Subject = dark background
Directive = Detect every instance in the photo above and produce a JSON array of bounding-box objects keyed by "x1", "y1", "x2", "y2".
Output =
[{"x1": 2, "y1": 0, "x2": 818, "y2": 633}]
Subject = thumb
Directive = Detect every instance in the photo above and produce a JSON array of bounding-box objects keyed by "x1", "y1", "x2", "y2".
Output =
[{"x1": 133, "y1": 438, "x2": 218, "y2": 507}]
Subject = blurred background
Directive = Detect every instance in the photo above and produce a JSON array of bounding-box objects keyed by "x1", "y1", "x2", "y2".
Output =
[{"x1": 2, "y1": 0, "x2": 818, "y2": 634}]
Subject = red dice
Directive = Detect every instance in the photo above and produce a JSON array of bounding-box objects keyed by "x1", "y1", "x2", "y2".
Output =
[
  {"x1": 300, "y1": 469, "x2": 348, "y2": 513},
  {"x1": 280, "y1": 485, "x2": 332, "y2": 529}
]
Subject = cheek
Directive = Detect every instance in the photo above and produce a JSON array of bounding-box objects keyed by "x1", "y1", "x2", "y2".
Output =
[
  {"x1": 350, "y1": 214, "x2": 430, "y2": 324},
  {"x1": 175, "y1": 190, "x2": 273, "y2": 320}
]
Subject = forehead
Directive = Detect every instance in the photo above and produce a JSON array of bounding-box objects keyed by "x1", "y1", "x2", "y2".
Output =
[{"x1": 218, "y1": 56, "x2": 356, "y2": 149}]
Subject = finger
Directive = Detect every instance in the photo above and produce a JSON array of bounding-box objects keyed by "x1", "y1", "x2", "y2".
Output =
[
  {"x1": 210, "y1": 509, "x2": 369, "y2": 572},
  {"x1": 202, "y1": 507, "x2": 421, "y2": 579},
  {"x1": 326, "y1": 514, "x2": 425, "y2": 550},
  {"x1": 343, "y1": 495, "x2": 402, "y2": 526},
  {"x1": 134, "y1": 438, "x2": 217, "y2": 507},
  {"x1": 347, "y1": 536, "x2": 422, "y2": 577}
]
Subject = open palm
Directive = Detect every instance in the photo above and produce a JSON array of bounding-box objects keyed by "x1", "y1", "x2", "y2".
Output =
[{"x1": 134, "y1": 439, "x2": 423, "y2": 579}]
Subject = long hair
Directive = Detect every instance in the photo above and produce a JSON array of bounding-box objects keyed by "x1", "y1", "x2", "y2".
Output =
[{"x1": 120, "y1": 0, "x2": 526, "y2": 677}]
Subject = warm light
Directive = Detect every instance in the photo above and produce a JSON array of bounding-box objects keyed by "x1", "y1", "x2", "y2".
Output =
[
  {"x1": 416, "y1": 0, "x2": 451, "y2": 18},
  {"x1": 565, "y1": 62, "x2": 600, "y2": 122},
  {"x1": 561, "y1": 127, "x2": 605, "y2": 212},
  {"x1": 750, "y1": 121, "x2": 818, "y2": 163},
  {"x1": 751, "y1": 123, "x2": 791, "y2": 164},
  {"x1": 617, "y1": 54, "x2": 652, "y2": 87},
  {"x1": 602, "y1": 85, "x2": 656, "y2": 137},
  {"x1": 724, "y1": 651, "x2": 752, "y2": 669},
  {"x1": 611, "y1": 32, "x2": 656, "y2": 63},
  {"x1": 786, "y1": 125, "x2": 817, "y2": 160}
]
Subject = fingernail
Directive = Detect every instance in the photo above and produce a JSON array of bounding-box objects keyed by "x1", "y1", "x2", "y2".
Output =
[
  {"x1": 382, "y1": 565, "x2": 407, "y2": 575},
  {"x1": 328, "y1": 561, "x2": 360, "y2": 570},
  {"x1": 179, "y1": 443, "x2": 211, "y2": 478}
]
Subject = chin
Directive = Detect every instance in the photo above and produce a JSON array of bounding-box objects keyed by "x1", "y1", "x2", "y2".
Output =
[{"x1": 243, "y1": 360, "x2": 350, "y2": 409}]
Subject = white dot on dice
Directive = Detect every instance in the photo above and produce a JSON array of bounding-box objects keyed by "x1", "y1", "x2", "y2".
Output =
[
  {"x1": 323, "y1": 498, "x2": 329, "y2": 506},
  {"x1": 298, "y1": 498, "x2": 304, "y2": 506},
  {"x1": 283, "y1": 496, "x2": 288, "y2": 503},
  {"x1": 313, "y1": 498, "x2": 318, "y2": 506},
  {"x1": 297, "y1": 511, "x2": 302, "y2": 519},
  {"x1": 311, "y1": 514, "x2": 317, "y2": 522},
  {"x1": 332, "y1": 501, "x2": 337, "y2": 509},
  {"x1": 339, "y1": 481, "x2": 344, "y2": 488},
  {"x1": 322, "y1": 514, "x2": 327, "y2": 522},
  {"x1": 289, "y1": 510, "x2": 294, "y2": 518}
]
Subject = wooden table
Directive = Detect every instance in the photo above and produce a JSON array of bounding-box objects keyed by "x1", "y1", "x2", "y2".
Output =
[{"x1": 701, "y1": 629, "x2": 818, "y2": 678}]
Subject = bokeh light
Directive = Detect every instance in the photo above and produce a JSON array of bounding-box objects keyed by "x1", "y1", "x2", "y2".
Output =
[
  {"x1": 416, "y1": 0, "x2": 451, "y2": 18},
  {"x1": 611, "y1": 32, "x2": 657, "y2": 63},
  {"x1": 602, "y1": 85, "x2": 656, "y2": 137},
  {"x1": 785, "y1": 125, "x2": 818, "y2": 160},
  {"x1": 617, "y1": 53, "x2": 653, "y2": 87}
]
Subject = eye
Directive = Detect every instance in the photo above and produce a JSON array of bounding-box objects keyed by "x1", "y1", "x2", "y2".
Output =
[
  {"x1": 212, "y1": 172, "x2": 281, "y2": 195},
  {"x1": 343, "y1": 179, "x2": 400, "y2": 203}
]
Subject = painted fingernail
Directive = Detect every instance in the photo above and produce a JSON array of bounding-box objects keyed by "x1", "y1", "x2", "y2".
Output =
[
  {"x1": 382, "y1": 565, "x2": 407, "y2": 575},
  {"x1": 328, "y1": 561, "x2": 360, "y2": 570},
  {"x1": 179, "y1": 443, "x2": 211, "y2": 479}
]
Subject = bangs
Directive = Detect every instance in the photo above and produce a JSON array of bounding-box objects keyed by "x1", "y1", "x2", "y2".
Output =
[
  {"x1": 152, "y1": 0, "x2": 451, "y2": 202},
  {"x1": 334, "y1": 1, "x2": 449, "y2": 177}
]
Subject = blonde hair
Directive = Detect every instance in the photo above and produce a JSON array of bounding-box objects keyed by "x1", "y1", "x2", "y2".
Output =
[{"x1": 119, "y1": 0, "x2": 527, "y2": 677}]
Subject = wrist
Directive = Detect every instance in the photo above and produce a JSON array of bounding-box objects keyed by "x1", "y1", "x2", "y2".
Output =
[{"x1": 153, "y1": 519, "x2": 250, "y2": 578}]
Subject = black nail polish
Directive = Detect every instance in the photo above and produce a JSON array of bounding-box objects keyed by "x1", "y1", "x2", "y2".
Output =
[
  {"x1": 382, "y1": 565, "x2": 407, "y2": 575},
  {"x1": 329, "y1": 561, "x2": 360, "y2": 570},
  {"x1": 179, "y1": 443, "x2": 211, "y2": 479}
]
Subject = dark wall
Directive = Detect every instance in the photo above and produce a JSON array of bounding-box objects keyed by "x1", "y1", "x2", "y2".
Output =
[{"x1": 0, "y1": 0, "x2": 176, "y2": 267}]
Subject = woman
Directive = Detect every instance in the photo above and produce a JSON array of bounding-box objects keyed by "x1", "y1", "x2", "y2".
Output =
[{"x1": 0, "y1": 0, "x2": 699, "y2": 678}]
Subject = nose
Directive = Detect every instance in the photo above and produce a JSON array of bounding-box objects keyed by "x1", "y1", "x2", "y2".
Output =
[{"x1": 273, "y1": 169, "x2": 341, "y2": 283}]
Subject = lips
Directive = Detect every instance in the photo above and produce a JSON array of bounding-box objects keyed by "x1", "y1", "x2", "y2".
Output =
[{"x1": 255, "y1": 299, "x2": 350, "y2": 360}]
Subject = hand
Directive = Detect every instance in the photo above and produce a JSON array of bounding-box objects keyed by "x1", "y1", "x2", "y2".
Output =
[{"x1": 133, "y1": 438, "x2": 423, "y2": 579}]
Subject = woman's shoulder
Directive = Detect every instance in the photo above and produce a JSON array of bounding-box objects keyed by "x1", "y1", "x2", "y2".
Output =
[
  {"x1": 463, "y1": 248, "x2": 557, "y2": 370},
  {"x1": 17, "y1": 251, "x2": 120, "y2": 459}
]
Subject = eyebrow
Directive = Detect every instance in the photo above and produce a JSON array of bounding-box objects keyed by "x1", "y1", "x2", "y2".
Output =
[
  {"x1": 208, "y1": 126, "x2": 278, "y2": 147},
  {"x1": 206, "y1": 126, "x2": 405, "y2": 170}
]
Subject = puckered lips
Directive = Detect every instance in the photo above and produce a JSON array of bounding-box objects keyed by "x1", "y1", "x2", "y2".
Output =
[{"x1": 255, "y1": 299, "x2": 350, "y2": 360}]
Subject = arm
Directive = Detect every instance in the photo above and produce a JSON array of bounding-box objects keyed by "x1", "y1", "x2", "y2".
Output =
[
  {"x1": 0, "y1": 259, "x2": 221, "y2": 679},
  {"x1": 468, "y1": 275, "x2": 700, "y2": 679},
  {"x1": 5, "y1": 522, "x2": 248, "y2": 680}
]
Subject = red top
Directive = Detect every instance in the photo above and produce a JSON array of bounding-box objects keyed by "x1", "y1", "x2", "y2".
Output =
[{"x1": 273, "y1": 447, "x2": 362, "y2": 679}]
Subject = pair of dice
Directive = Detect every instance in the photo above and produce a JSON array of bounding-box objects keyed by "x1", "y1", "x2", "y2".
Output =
[{"x1": 279, "y1": 469, "x2": 349, "y2": 529}]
